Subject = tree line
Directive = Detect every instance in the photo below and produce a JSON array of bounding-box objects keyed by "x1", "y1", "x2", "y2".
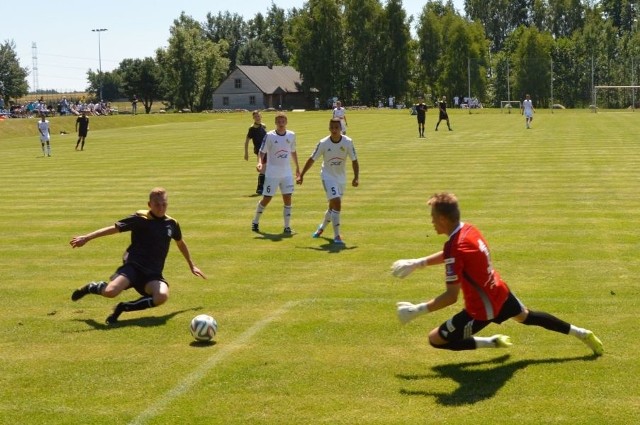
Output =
[{"x1": 2, "y1": 0, "x2": 639, "y2": 112}]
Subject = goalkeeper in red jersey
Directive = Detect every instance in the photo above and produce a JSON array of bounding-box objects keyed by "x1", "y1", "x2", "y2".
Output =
[{"x1": 391, "y1": 192, "x2": 603, "y2": 356}]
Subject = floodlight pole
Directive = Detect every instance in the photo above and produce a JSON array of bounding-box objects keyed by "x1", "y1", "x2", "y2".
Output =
[
  {"x1": 550, "y1": 57, "x2": 554, "y2": 114},
  {"x1": 92, "y1": 28, "x2": 108, "y2": 101}
]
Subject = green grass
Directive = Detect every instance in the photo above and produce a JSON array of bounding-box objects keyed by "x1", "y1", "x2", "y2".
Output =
[{"x1": 0, "y1": 108, "x2": 638, "y2": 424}]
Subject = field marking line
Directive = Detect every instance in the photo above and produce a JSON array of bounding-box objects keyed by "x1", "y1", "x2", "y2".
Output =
[{"x1": 128, "y1": 300, "x2": 300, "y2": 425}]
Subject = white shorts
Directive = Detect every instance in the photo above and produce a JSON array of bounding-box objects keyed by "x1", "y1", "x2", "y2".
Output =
[
  {"x1": 40, "y1": 135, "x2": 50, "y2": 142},
  {"x1": 524, "y1": 112, "x2": 533, "y2": 119},
  {"x1": 262, "y1": 175, "x2": 295, "y2": 196},
  {"x1": 322, "y1": 178, "x2": 345, "y2": 200}
]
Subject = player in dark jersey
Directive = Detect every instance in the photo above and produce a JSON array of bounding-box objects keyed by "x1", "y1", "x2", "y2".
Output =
[
  {"x1": 435, "y1": 95, "x2": 452, "y2": 131},
  {"x1": 70, "y1": 188, "x2": 206, "y2": 325},
  {"x1": 415, "y1": 97, "x2": 427, "y2": 138},
  {"x1": 75, "y1": 111, "x2": 89, "y2": 151},
  {"x1": 391, "y1": 192, "x2": 603, "y2": 356},
  {"x1": 244, "y1": 110, "x2": 268, "y2": 194}
]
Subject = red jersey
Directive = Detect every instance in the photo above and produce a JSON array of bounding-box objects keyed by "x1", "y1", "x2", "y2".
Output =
[{"x1": 443, "y1": 223, "x2": 510, "y2": 320}]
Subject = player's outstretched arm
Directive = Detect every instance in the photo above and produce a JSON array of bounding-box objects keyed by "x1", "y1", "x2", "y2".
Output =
[
  {"x1": 390, "y1": 251, "x2": 444, "y2": 278},
  {"x1": 69, "y1": 225, "x2": 119, "y2": 248},
  {"x1": 176, "y1": 239, "x2": 206, "y2": 279},
  {"x1": 297, "y1": 157, "x2": 315, "y2": 184}
]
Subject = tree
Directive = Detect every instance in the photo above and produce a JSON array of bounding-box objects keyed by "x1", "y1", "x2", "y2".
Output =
[
  {"x1": 289, "y1": 0, "x2": 346, "y2": 104},
  {"x1": 237, "y1": 39, "x2": 280, "y2": 66},
  {"x1": 264, "y1": 3, "x2": 292, "y2": 65},
  {"x1": 204, "y1": 11, "x2": 247, "y2": 69},
  {"x1": 380, "y1": 0, "x2": 412, "y2": 103},
  {"x1": 0, "y1": 40, "x2": 29, "y2": 102},
  {"x1": 344, "y1": 0, "x2": 386, "y2": 105},
  {"x1": 464, "y1": 0, "x2": 532, "y2": 52},
  {"x1": 119, "y1": 58, "x2": 163, "y2": 114},
  {"x1": 512, "y1": 27, "x2": 553, "y2": 106},
  {"x1": 158, "y1": 13, "x2": 230, "y2": 112},
  {"x1": 86, "y1": 70, "x2": 122, "y2": 101},
  {"x1": 417, "y1": 4, "x2": 444, "y2": 98}
]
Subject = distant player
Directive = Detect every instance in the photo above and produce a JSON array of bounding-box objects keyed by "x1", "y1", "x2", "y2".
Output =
[
  {"x1": 332, "y1": 101, "x2": 348, "y2": 135},
  {"x1": 415, "y1": 97, "x2": 427, "y2": 138},
  {"x1": 251, "y1": 112, "x2": 300, "y2": 234},
  {"x1": 521, "y1": 94, "x2": 535, "y2": 129},
  {"x1": 75, "y1": 111, "x2": 89, "y2": 151},
  {"x1": 70, "y1": 188, "x2": 206, "y2": 325},
  {"x1": 435, "y1": 96, "x2": 452, "y2": 131},
  {"x1": 297, "y1": 118, "x2": 359, "y2": 245},
  {"x1": 244, "y1": 110, "x2": 267, "y2": 194},
  {"x1": 37, "y1": 113, "x2": 51, "y2": 157},
  {"x1": 391, "y1": 192, "x2": 604, "y2": 356}
]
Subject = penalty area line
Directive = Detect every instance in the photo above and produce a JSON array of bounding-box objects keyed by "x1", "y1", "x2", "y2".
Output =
[{"x1": 128, "y1": 300, "x2": 299, "y2": 425}]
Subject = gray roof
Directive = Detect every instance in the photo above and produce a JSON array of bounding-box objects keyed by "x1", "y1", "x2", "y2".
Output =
[{"x1": 237, "y1": 65, "x2": 302, "y2": 94}]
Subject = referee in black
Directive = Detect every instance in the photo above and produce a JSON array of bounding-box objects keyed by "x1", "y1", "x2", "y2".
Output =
[{"x1": 244, "y1": 110, "x2": 268, "y2": 194}]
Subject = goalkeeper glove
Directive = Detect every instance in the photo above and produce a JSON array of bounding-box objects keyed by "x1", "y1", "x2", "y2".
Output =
[
  {"x1": 396, "y1": 301, "x2": 429, "y2": 324},
  {"x1": 390, "y1": 258, "x2": 425, "y2": 278}
]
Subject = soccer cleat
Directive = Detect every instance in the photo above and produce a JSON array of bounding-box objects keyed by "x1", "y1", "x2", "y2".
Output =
[
  {"x1": 492, "y1": 334, "x2": 513, "y2": 348},
  {"x1": 283, "y1": 227, "x2": 294, "y2": 235},
  {"x1": 105, "y1": 303, "x2": 124, "y2": 325},
  {"x1": 333, "y1": 235, "x2": 345, "y2": 245},
  {"x1": 582, "y1": 331, "x2": 604, "y2": 356},
  {"x1": 251, "y1": 223, "x2": 259, "y2": 233},
  {"x1": 71, "y1": 285, "x2": 89, "y2": 301},
  {"x1": 312, "y1": 227, "x2": 324, "y2": 238}
]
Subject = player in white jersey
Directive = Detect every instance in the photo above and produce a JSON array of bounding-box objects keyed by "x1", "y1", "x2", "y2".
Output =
[
  {"x1": 297, "y1": 118, "x2": 359, "y2": 245},
  {"x1": 332, "y1": 100, "x2": 348, "y2": 135},
  {"x1": 37, "y1": 113, "x2": 52, "y2": 156},
  {"x1": 252, "y1": 112, "x2": 300, "y2": 235},
  {"x1": 521, "y1": 94, "x2": 535, "y2": 129}
]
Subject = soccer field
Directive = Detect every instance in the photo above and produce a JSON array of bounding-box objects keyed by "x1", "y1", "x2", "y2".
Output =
[{"x1": 0, "y1": 109, "x2": 638, "y2": 424}]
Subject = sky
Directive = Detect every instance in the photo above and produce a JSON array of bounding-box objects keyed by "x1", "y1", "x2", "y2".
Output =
[{"x1": 3, "y1": 0, "x2": 464, "y2": 93}]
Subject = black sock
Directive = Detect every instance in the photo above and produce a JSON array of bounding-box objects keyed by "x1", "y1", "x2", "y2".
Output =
[
  {"x1": 120, "y1": 296, "x2": 155, "y2": 312},
  {"x1": 430, "y1": 338, "x2": 476, "y2": 351},
  {"x1": 523, "y1": 310, "x2": 570, "y2": 334},
  {"x1": 257, "y1": 174, "x2": 265, "y2": 190},
  {"x1": 87, "y1": 281, "x2": 107, "y2": 295}
]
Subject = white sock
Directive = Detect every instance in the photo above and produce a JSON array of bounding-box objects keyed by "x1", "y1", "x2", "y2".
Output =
[
  {"x1": 320, "y1": 209, "x2": 331, "y2": 230},
  {"x1": 569, "y1": 325, "x2": 587, "y2": 339},
  {"x1": 253, "y1": 202, "x2": 265, "y2": 224},
  {"x1": 473, "y1": 337, "x2": 497, "y2": 349},
  {"x1": 330, "y1": 209, "x2": 341, "y2": 237},
  {"x1": 283, "y1": 205, "x2": 292, "y2": 228}
]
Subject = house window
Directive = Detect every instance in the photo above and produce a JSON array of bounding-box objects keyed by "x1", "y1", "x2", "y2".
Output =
[
  {"x1": 223, "y1": 97, "x2": 229, "y2": 106},
  {"x1": 234, "y1": 79, "x2": 242, "y2": 89},
  {"x1": 249, "y1": 96, "x2": 256, "y2": 105}
]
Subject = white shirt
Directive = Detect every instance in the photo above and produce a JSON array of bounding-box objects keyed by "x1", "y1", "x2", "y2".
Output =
[
  {"x1": 310, "y1": 135, "x2": 357, "y2": 183},
  {"x1": 523, "y1": 99, "x2": 534, "y2": 115},
  {"x1": 38, "y1": 120, "x2": 50, "y2": 141},
  {"x1": 333, "y1": 107, "x2": 346, "y2": 121},
  {"x1": 260, "y1": 129, "x2": 296, "y2": 178}
]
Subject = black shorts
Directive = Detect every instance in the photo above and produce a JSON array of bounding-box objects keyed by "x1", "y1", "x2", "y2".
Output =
[
  {"x1": 78, "y1": 130, "x2": 88, "y2": 137},
  {"x1": 439, "y1": 112, "x2": 448, "y2": 120},
  {"x1": 437, "y1": 292, "x2": 524, "y2": 342},
  {"x1": 417, "y1": 115, "x2": 425, "y2": 124},
  {"x1": 111, "y1": 263, "x2": 168, "y2": 297}
]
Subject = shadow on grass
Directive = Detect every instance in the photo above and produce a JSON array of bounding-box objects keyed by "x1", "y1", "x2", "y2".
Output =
[
  {"x1": 397, "y1": 353, "x2": 598, "y2": 405},
  {"x1": 189, "y1": 340, "x2": 218, "y2": 348},
  {"x1": 72, "y1": 307, "x2": 203, "y2": 331},
  {"x1": 252, "y1": 231, "x2": 295, "y2": 242},
  {"x1": 298, "y1": 237, "x2": 357, "y2": 253}
]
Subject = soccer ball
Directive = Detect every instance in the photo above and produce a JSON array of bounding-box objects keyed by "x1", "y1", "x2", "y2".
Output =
[{"x1": 190, "y1": 314, "x2": 218, "y2": 342}]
